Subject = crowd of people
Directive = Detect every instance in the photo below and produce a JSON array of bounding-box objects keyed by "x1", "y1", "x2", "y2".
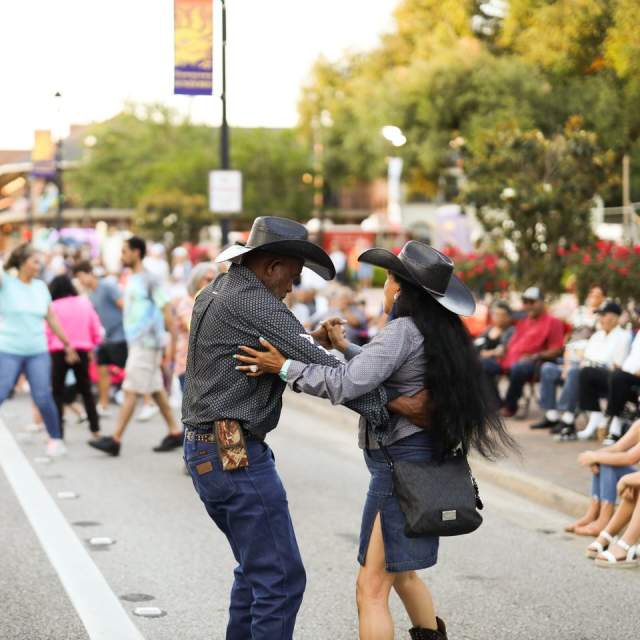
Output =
[
  {"x1": 0, "y1": 238, "x2": 221, "y2": 458},
  {"x1": 1, "y1": 233, "x2": 639, "y2": 575}
]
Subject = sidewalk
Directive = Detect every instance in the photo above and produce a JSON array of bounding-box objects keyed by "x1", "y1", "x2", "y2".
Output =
[{"x1": 285, "y1": 391, "x2": 594, "y2": 519}]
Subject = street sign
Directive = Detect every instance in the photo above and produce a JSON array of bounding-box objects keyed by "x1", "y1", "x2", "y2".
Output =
[{"x1": 209, "y1": 170, "x2": 243, "y2": 213}]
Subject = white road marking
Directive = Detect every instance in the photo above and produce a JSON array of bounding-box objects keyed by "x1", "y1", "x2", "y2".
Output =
[{"x1": 0, "y1": 420, "x2": 146, "y2": 640}]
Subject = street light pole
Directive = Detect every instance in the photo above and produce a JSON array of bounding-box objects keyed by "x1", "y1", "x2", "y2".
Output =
[
  {"x1": 219, "y1": 0, "x2": 230, "y2": 246},
  {"x1": 54, "y1": 92, "x2": 65, "y2": 232}
]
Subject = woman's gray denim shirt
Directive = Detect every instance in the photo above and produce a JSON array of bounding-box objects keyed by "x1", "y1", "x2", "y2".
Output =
[{"x1": 286, "y1": 316, "x2": 425, "y2": 449}]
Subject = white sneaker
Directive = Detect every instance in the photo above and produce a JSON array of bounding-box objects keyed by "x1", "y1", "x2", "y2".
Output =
[
  {"x1": 25, "y1": 422, "x2": 44, "y2": 433},
  {"x1": 577, "y1": 428, "x2": 597, "y2": 441},
  {"x1": 97, "y1": 405, "x2": 113, "y2": 418},
  {"x1": 136, "y1": 404, "x2": 158, "y2": 422},
  {"x1": 46, "y1": 439, "x2": 67, "y2": 457}
]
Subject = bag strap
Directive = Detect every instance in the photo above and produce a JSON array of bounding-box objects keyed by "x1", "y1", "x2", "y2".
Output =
[{"x1": 375, "y1": 430, "x2": 394, "y2": 469}]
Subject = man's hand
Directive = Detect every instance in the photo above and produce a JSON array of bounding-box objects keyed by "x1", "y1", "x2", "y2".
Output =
[
  {"x1": 310, "y1": 316, "x2": 346, "y2": 349},
  {"x1": 387, "y1": 389, "x2": 430, "y2": 429},
  {"x1": 309, "y1": 324, "x2": 332, "y2": 349}
]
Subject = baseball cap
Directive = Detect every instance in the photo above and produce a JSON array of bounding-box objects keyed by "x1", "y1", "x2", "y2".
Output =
[
  {"x1": 596, "y1": 301, "x2": 622, "y2": 316},
  {"x1": 522, "y1": 286, "x2": 543, "y2": 301}
]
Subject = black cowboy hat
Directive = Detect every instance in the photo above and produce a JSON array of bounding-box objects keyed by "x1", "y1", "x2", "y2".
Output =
[
  {"x1": 359, "y1": 241, "x2": 476, "y2": 316},
  {"x1": 215, "y1": 216, "x2": 336, "y2": 280}
]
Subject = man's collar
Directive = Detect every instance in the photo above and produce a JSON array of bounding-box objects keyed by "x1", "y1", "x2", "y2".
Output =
[{"x1": 228, "y1": 263, "x2": 278, "y2": 300}]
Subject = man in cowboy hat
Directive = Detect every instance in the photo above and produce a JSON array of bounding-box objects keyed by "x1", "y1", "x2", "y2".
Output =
[{"x1": 181, "y1": 216, "x2": 428, "y2": 640}]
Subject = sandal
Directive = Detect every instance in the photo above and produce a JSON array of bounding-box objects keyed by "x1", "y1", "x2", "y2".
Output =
[
  {"x1": 586, "y1": 530, "x2": 614, "y2": 559},
  {"x1": 595, "y1": 540, "x2": 639, "y2": 569}
]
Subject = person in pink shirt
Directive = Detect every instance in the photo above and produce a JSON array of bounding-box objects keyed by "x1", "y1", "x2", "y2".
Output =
[
  {"x1": 46, "y1": 275, "x2": 103, "y2": 437},
  {"x1": 499, "y1": 287, "x2": 566, "y2": 417}
]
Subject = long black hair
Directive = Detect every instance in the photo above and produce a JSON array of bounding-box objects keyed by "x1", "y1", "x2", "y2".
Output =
[
  {"x1": 49, "y1": 275, "x2": 78, "y2": 301},
  {"x1": 394, "y1": 275, "x2": 515, "y2": 460}
]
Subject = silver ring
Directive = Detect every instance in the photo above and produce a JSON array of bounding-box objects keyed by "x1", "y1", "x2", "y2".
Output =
[{"x1": 250, "y1": 365, "x2": 258, "y2": 373}]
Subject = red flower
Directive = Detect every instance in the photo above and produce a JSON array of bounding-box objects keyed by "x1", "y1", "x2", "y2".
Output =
[
  {"x1": 498, "y1": 279, "x2": 509, "y2": 289},
  {"x1": 614, "y1": 247, "x2": 630, "y2": 259},
  {"x1": 634, "y1": 245, "x2": 640, "y2": 255},
  {"x1": 618, "y1": 267, "x2": 630, "y2": 276},
  {"x1": 570, "y1": 243, "x2": 580, "y2": 253},
  {"x1": 582, "y1": 254, "x2": 592, "y2": 265},
  {"x1": 557, "y1": 247, "x2": 567, "y2": 256}
]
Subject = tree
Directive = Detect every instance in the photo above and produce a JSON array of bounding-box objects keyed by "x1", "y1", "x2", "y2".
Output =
[
  {"x1": 462, "y1": 120, "x2": 616, "y2": 292},
  {"x1": 68, "y1": 104, "x2": 315, "y2": 236},
  {"x1": 135, "y1": 191, "x2": 210, "y2": 245}
]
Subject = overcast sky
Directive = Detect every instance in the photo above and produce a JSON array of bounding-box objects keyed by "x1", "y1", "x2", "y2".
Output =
[{"x1": 1, "y1": 0, "x2": 398, "y2": 149}]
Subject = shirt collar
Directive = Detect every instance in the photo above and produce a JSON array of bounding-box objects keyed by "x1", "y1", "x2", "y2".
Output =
[{"x1": 228, "y1": 263, "x2": 279, "y2": 300}]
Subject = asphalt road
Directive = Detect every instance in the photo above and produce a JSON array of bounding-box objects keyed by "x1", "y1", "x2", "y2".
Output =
[{"x1": 1, "y1": 391, "x2": 638, "y2": 640}]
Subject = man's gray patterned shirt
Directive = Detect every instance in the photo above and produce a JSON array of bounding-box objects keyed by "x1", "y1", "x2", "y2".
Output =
[{"x1": 181, "y1": 264, "x2": 389, "y2": 437}]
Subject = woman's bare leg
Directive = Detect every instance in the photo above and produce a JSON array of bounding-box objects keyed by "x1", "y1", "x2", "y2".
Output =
[
  {"x1": 565, "y1": 498, "x2": 600, "y2": 532},
  {"x1": 575, "y1": 502, "x2": 615, "y2": 536},
  {"x1": 598, "y1": 491, "x2": 640, "y2": 560},
  {"x1": 393, "y1": 571, "x2": 437, "y2": 630},
  {"x1": 588, "y1": 498, "x2": 635, "y2": 552},
  {"x1": 357, "y1": 514, "x2": 395, "y2": 640}
]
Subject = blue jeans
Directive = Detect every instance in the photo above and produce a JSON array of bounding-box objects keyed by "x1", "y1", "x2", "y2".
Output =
[
  {"x1": 504, "y1": 360, "x2": 537, "y2": 412},
  {"x1": 539, "y1": 362, "x2": 580, "y2": 412},
  {"x1": 592, "y1": 464, "x2": 637, "y2": 504},
  {"x1": 184, "y1": 437, "x2": 306, "y2": 640},
  {"x1": 0, "y1": 351, "x2": 61, "y2": 439}
]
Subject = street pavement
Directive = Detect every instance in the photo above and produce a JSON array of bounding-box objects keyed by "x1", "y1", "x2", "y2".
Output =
[{"x1": 1, "y1": 391, "x2": 639, "y2": 640}]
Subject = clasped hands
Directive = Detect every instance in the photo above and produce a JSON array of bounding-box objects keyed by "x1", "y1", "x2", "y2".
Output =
[
  {"x1": 234, "y1": 317, "x2": 431, "y2": 429},
  {"x1": 234, "y1": 316, "x2": 349, "y2": 377}
]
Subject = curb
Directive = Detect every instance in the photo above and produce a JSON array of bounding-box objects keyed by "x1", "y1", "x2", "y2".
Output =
[{"x1": 284, "y1": 391, "x2": 590, "y2": 519}]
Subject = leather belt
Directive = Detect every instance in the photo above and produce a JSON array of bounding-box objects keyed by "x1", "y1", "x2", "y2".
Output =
[{"x1": 184, "y1": 426, "x2": 264, "y2": 443}]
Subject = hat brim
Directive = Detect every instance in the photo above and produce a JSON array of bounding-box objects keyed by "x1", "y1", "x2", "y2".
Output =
[
  {"x1": 359, "y1": 248, "x2": 476, "y2": 317},
  {"x1": 216, "y1": 239, "x2": 336, "y2": 280}
]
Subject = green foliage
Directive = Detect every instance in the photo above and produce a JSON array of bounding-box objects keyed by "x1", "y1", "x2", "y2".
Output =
[
  {"x1": 68, "y1": 104, "x2": 314, "y2": 236},
  {"x1": 135, "y1": 191, "x2": 210, "y2": 245},
  {"x1": 297, "y1": 0, "x2": 640, "y2": 194},
  {"x1": 463, "y1": 122, "x2": 616, "y2": 292}
]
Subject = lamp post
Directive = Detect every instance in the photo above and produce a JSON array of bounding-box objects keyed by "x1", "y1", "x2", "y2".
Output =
[
  {"x1": 218, "y1": 0, "x2": 231, "y2": 246},
  {"x1": 53, "y1": 91, "x2": 65, "y2": 232}
]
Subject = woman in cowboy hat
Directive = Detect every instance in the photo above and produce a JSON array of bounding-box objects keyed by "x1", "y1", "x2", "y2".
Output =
[{"x1": 235, "y1": 240, "x2": 513, "y2": 640}]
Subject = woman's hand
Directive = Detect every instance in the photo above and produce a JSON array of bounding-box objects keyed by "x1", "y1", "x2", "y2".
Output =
[
  {"x1": 326, "y1": 322, "x2": 348, "y2": 352},
  {"x1": 617, "y1": 476, "x2": 630, "y2": 497},
  {"x1": 235, "y1": 337, "x2": 286, "y2": 377},
  {"x1": 64, "y1": 345, "x2": 80, "y2": 365},
  {"x1": 578, "y1": 451, "x2": 597, "y2": 467}
]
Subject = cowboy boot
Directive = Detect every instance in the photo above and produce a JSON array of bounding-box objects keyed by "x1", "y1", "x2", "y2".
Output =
[{"x1": 409, "y1": 617, "x2": 447, "y2": 640}]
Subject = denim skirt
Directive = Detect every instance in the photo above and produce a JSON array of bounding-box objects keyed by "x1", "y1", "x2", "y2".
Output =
[{"x1": 358, "y1": 431, "x2": 439, "y2": 573}]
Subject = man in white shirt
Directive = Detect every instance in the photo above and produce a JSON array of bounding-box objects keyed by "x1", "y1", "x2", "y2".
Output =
[
  {"x1": 534, "y1": 302, "x2": 631, "y2": 440},
  {"x1": 579, "y1": 305, "x2": 640, "y2": 443}
]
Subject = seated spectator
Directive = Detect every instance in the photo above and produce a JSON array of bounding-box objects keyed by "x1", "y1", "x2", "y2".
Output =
[
  {"x1": 478, "y1": 302, "x2": 514, "y2": 400},
  {"x1": 531, "y1": 302, "x2": 631, "y2": 440},
  {"x1": 552, "y1": 283, "x2": 606, "y2": 339},
  {"x1": 578, "y1": 329, "x2": 640, "y2": 443},
  {"x1": 569, "y1": 284, "x2": 606, "y2": 340},
  {"x1": 499, "y1": 287, "x2": 565, "y2": 418},
  {"x1": 588, "y1": 468, "x2": 640, "y2": 568},
  {"x1": 567, "y1": 419, "x2": 640, "y2": 538}
]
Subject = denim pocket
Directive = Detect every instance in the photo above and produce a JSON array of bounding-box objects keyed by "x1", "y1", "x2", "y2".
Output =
[{"x1": 187, "y1": 452, "x2": 236, "y2": 503}]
